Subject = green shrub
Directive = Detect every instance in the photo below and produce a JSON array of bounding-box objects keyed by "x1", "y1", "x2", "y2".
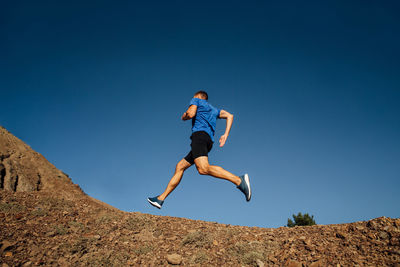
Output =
[{"x1": 287, "y1": 212, "x2": 316, "y2": 227}]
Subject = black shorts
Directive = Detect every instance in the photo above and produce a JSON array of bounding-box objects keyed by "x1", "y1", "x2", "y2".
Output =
[{"x1": 184, "y1": 131, "x2": 213, "y2": 164}]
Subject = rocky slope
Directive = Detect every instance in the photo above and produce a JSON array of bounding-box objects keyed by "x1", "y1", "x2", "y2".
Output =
[
  {"x1": 0, "y1": 126, "x2": 83, "y2": 197},
  {"x1": 0, "y1": 126, "x2": 399, "y2": 266}
]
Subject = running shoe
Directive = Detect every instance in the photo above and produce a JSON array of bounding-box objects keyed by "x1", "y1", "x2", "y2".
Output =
[
  {"x1": 147, "y1": 196, "x2": 164, "y2": 209},
  {"x1": 237, "y1": 174, "x2": 251, "y2": 201}
]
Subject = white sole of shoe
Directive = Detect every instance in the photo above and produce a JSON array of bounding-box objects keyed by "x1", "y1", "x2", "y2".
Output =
[
  {"x1": 147, "y1": 198, "x2": 161, "y2": 209},
  {"x1": 244, "y1": 173, "x2": 251, "y2": 201}
]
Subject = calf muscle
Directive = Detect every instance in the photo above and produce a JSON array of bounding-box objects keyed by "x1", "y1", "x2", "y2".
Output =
[
  {"x1": 158, "y1": 159, "x2": 192, "y2": 201},
  {"x1": 194, "y1": 157, "x2": 241, "y2": 186}
]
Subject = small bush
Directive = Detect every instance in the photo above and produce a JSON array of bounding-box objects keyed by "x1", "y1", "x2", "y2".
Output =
[
  {"x1": 31, "y1": 207, "x2": 48, "y2": 217},
  {"x1": 192, "y1": 251, "x2": 208, "y2": 264},
  {"x1": 96, "y1": 214, "x2": 116, "y2": 225},
  {"x1": 287, "y1": 212, "x2": 316, "y2": 227},
  {"x1": 228, "y1": 241, "x2": 265, "y2": 266},
  {"x1": 54, "y1": 224, "x2": 68, "y2": 235},
  {"x1": 70, "y1": 237, "x2": 90, "y2": 256},
  {"x1": 125, "y1": 215, "x2": 153, "y2": 231},
  {"x1": 133, "y1": 245, "x2": 153, "y2": 255},
  {"x1": 68, "y1": 221, "x2": 86, "y2": 233},
  {"x1": 82, "y1": 251, "x2": 129, "y2": 266},
  {"x1": 243, "y1": 251, "x2": 264, "y2": 266},
  {"x1": 39, "y1": 197, "x2": 74, "y2": 212},
  {"x1": 182, "y1": 231, "x2": 211, "y2": 248},
  {"x1": 0, "y1": 201, "x2": 26, "y2": 214},
  {"x1": 221, "y1": 228, "x2": 241, "y2": 242}
]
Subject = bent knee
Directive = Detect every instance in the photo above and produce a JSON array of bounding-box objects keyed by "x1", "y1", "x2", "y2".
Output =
[
  {"x1": 196, "y1": 166, "x2": 209, "y2": 175},
  {"x1": 176, "y1": 161, "x2": 188, "y2": 171}
]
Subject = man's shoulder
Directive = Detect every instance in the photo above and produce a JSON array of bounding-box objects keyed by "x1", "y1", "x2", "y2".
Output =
[
  {"x1": 190, "y1": 97, "x2": 206, "y2": 105},
  {"x1": 190, "y1": 98, "x2": 209, "y2": 106}
]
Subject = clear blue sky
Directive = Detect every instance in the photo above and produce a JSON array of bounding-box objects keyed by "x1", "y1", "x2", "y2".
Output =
[{"x1": 2, "y1": 1, "x2": 399, "y2": 228}]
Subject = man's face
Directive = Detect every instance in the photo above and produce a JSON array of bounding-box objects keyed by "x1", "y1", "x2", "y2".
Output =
[{"x1": 194, "y1": 94, "x2": 205, "y2": 100}]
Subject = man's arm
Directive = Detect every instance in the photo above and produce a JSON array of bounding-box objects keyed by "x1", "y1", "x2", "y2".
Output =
[
  {"x1": 181, "y1": 105, "x2": 197, "y2": 121},
  {"x1": 219, "y1": 109, "x2": 234, "y2": 147}
]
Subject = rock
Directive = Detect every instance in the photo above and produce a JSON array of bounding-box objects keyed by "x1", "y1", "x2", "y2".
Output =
[
  {"x1": 93, "y1": 235, "x2": 101, "y2": 240},
  {"x1": 0, "y1": 163, "x2": 4, "y2": 187},
  {"x1": 367, "y1": 233, "x2": 375, "y2": 239},
  {"x1": 136, "y1": 229, "x2": 154, "y2": 242},
  {"x1": 213, "y1": 240, "x2": 219, "y2": 245},
  {"x1": 310, "y1": 260, "x2": 323, "y2": 267},
  {"x1": 0, "y1": 126, "x2": 84, "y2": 196},
  {"x1": 0, "y1": 240, "x2": 14, "y2": 253},
  {"x1": 367, "y1": 220, "x2": 378, "y2": 230},
  {"x1": 355, "y1": 226, "x2": 365, "y2": 231},
  {"x1": 45, "y1": 231, "x2": 56, "y2": 237},
  {"x1": 2, "y1": 263, "x2": 10, "y2": 267},
  {"x1": 4, "y1": 251, "x2": 12, "y2": 257},
  {"x1": 336, "y1": 232, "x2": 347, "y2": 240},
  {"x1": 166, "y1": 253, "x2": 182, "y2": 265},
  {"x1": 22, "y1": 262, "x2": 32, "y2": 267},
  {"x1": 57, "y1": 258, "x2": 68, "y2": 266},
  {"x1": 286, "y1": 260, "x2": 302, "y2": 267},
  {"x1": 256, "y1": 259, "x2": 265, "y2": 267},
  {"x1": 390, "y1": 237, "x2": 399, "y2": 246},
  {"x1": 379, "y1": 231, "x2": 389, "y2": 240}
]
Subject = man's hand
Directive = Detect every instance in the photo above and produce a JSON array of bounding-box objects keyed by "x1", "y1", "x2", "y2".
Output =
[
  {"x1": 182, "y1": 105, "x2": 198, "y2": 121},
  {"x1": 218, "y1": 110, "x2": 234, "y2": 147},
  {"x1": 219, "y1": 134, "x2": 228, "y2": 147},
  {"x1": 181, "y1": 112, "x2": 188, "y2": 120}
]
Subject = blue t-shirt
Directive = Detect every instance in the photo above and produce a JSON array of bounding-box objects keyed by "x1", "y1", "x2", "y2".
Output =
[{"x1": 189, "y1": 98, "x2": 221, "y2": 141}]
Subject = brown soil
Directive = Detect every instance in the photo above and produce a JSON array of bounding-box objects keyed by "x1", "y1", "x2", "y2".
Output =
[{"x1": 1, "y1": 126, "x2": 399, "y2": 266}]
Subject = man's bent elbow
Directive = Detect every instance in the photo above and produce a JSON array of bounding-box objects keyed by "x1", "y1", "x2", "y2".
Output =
[
  {"x1": 187, "y1": 112, "x2": 196, "y2": 119},
  {"x1": 219, "y1": 110, "x2": 233, "y2": 119}
]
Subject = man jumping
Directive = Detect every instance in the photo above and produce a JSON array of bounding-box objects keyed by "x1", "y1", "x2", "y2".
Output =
[{"x1": 147, "y1": 90, "x2": 251, "y2": 209}]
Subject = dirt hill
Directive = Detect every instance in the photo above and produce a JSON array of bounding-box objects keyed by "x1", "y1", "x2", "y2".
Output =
[{"x1": 0, "y1": 126, "x2": 399, "y2": 266}]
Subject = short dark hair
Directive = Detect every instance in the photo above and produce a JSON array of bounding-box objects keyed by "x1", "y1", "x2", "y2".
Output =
[{"x1": 195, "y1": 90, "x2": 208, "y2": 100}]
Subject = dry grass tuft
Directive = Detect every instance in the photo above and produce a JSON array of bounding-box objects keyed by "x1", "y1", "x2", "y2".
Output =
[
  {"x1": 125, "y1": 214, "x2": 154, "y2": 231},
  {"x1": 192, "y1": 250, "x2": 208, "y2": 264},
  {"x1": 39, "y1": 197, "x2": 74, "y2": 211},
  {"x1": 68, "y1": 220, "x2": 86, "y2": 233},
  {"x1": 53, "y1": 224, "x2": 68, "y2": 235},
  {"x1": 182, "y1": 230, "x2": 212, "y2": 248},
  {"x1": 0, "y1": 201, "x2": 26, "y2": 214},
  {"x1": 133, "y1": 245, "x2": 153, "y2": 255},
  {"x1": 228, "y1": 241, "x2": 265, "y2": 266}
]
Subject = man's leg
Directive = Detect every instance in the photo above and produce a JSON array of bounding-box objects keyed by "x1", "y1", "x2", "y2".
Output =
[
  {"x1": 194, "y1": 156, "x2": 241, "y2": 186},
  {"x1": 158, "y1": 158, "x2": 192, "y2": 201}
]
